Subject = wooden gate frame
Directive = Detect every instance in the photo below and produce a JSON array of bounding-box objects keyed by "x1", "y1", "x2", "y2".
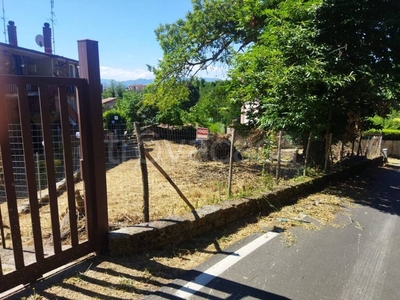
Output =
[{"x1": 0, "y1": 40, "x2": 108, "y2": 293}]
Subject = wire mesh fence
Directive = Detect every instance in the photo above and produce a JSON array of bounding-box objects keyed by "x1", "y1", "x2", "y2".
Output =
[
  {"x1": 0, "y1": 124, "x2": 81, "y2": 200},
  {"x1": 101, "y1": 124, "x2": 384, "y2": 226},
  {"x1": 101, "y1": 124, "x2": 308, "y2": 228},
  {"x1": 0, "y1": 122, "x2": 382, "y2": 228}
]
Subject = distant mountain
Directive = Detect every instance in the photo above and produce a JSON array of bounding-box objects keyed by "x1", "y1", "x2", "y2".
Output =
[
  {"x1": 101, "y1": 78, "x2": 154, "y2": 87},
  {"x1": 101, "y1": 77, "x2": 221, "y2": 88},
  {"x1": 202, "y1": 77, "x2": 222, "y2": 82}
]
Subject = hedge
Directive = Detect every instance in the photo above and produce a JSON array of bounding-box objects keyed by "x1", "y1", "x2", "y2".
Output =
[{"x1": 363, "y1": 129, "x2": 400, "y2": 140}]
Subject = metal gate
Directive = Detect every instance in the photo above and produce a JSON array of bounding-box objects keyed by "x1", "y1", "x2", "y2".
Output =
[{"x1": 0, "y1": 40, "x2": 108, "y2": 293}]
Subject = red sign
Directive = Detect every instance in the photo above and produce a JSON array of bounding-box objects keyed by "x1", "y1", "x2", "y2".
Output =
[{"x1": 196, "y1": 127, "x2": 209, "y2": 140}]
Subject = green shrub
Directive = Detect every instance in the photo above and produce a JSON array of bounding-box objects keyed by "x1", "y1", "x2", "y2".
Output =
[{"x1": 363, "y1": 129, "x2": 400, "y2": 140}]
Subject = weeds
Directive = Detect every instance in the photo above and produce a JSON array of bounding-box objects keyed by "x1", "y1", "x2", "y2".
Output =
[{"x1": 118, "y1": 276, "x2": 137, "y2": 292}]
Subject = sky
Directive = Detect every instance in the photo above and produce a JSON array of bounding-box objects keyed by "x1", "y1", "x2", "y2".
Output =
[{"x1": 2, "y1": 0, "x2": 227, "y2": 81}]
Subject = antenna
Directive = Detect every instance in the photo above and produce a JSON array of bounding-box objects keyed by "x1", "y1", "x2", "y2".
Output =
[
  {"x1": 50, "y1": 0, "x2": 55, "y2": 54},
  {"x1": 1, "y1": 0, "x2": 6, "y2": 43}
]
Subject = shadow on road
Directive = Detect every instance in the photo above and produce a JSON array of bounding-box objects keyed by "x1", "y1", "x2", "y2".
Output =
[
  {"x1": 327, "y1": 160, "x2": 400, "y2": 216},
  {"x1": 153, "y1": 269, "x2": 291, "y2": 299},
  {"x1": 8, "y1": 213, "x2": 278, "y2": 299}
]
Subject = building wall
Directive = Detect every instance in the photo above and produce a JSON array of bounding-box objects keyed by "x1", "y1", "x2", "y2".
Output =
[{"x1": 382, "y1": 140, "x2": 400, "y2": 158}]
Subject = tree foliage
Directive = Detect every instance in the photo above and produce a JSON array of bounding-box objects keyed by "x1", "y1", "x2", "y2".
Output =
[
  {"x1": 151, "y1": 0, "x2": 400, "y2": 165},
  {"x1": 146, "y1": 0, "x2": 270, "y2": 117},
  {"x1": 116, "y1": 90, "x2": 158, "y2": 125},
  {"x1": 371, "y1": 110, "x2": 400, "y2": 131},
  {"x1": 103, "y1": 109, "x2": 126, "y2": 129},
  {"x1": 185, "y1": 79, "x2": 241, "y2": 128},
  {"x1": 102, "y1": 80, "x2": 125, "y2": 99},
  {"x1": 103, "y1": 86, "x2": 159, "y2": 126}
]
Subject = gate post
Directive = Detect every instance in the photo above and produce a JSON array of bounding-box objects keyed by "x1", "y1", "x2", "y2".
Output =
[{"x1": 77, "y1": 40, "x2": 108, "y2": 254}]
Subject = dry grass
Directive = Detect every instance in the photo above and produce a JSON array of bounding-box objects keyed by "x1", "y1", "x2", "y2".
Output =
[{"x1": 1, "y1": 140, "x2": 299, "y2": 246}]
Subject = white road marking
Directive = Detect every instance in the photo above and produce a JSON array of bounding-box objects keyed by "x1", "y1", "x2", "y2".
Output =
[{"x1": 175, "y1": 231, "x2": 279, "y2": 299}]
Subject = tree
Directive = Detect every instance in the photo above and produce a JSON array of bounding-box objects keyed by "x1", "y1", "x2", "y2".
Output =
[
  {"x1": 371, "y1": 110, "x2": 400, "y2": 130},
  {"x1": 117, "y1": 90, "x2": 143, "y2": 123},
  {"x1": 143, "y1": 80, "x2": 199, "y2": 126},
  {"x1": 113, "y1": 89, "x2": 159, "y2": 125},
  {"x1": 103, "y1": 109, "x2": 126, "y2": 137},
  {"x1": 152, "y1": 0, "x2": 400, "y2": 167},
  {"x1": 145, "y1": 0, "x2": 269, "y2": 114},
  {"x1": 102, "y1": 80, "x2": 125, "y2": 99},
  {"x1": 186, "y1": 79, "x2": 241, "y2": 128}
]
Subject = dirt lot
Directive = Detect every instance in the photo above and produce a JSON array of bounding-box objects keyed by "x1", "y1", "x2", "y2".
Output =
[{"x1": 1, "y1": 139, "x2": 301, "y2": 246}]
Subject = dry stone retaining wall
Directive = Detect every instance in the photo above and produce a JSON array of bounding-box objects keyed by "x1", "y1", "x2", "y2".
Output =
[{"x1": 109, "y1": 157, "x2": 383, "y2": 256}]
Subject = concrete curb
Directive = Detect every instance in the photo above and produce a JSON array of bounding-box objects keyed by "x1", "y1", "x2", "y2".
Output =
[{"x1": 109, "y1": 157, "x2": 383, "y2": 256}]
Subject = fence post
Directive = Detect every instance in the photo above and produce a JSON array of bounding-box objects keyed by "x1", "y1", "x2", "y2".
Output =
[
  {"x1": 134, "y1": 122, "x2": 149, "y2": 222},
  {"x1": 324, "y1": 133, "x2": 333, "y2": 172},
  {"x1": 36, "y1": 152, "x2": 42, "y2": 200},
  {"x1": 276, "y1": 130, "x2": 282, "y2": 180},
  {"x1": 77, "y1": 39, "x2": 108, "y2": 254},
  {"x1": 228, "y1": 128, "x2": 236, "y2": 196},
  {"x1": 303, "y1": 132, "x2": 312, "y2": 176}
]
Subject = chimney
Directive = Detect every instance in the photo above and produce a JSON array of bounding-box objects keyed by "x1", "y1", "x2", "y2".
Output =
[
  {"x1": 43, "y1": 22, "x2": 52, "y2": 54},
  {"x1": 7, "y1": 21, "x2": 18, "y2": 46}
]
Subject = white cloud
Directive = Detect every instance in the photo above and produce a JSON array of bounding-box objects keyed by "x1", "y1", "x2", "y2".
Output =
[
  {"x1": 100, "y1": 66, "x2": 154, "y2": 81},
  {"x1": 100, "y1": 64, "x2": 229, "y2": 81}
]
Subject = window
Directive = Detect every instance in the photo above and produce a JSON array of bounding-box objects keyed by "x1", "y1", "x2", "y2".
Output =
[{"x1": 69, "y1": 64, "x2": 76, "y2": 78}]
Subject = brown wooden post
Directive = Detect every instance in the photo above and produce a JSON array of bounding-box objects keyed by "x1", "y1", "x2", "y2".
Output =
[
  {"x1": 324, "y1": 133, "x2": 331, "y2": 172},
  {"x1": 357, "y1": 132, "x2": 362, "y2": 156},
  {"x1": 276, "y1": 130, "x2": 282, "y2": 180},
  {"x1": 324, "y1": 108, "x2": 333, "y2": 172},
  {"x1": 77, "y1": 40, "x2": 108, "y2": 254},
  {"x1": 340, "y1": 135, "x2": 345, "y2": 161},
  {"x1": 303, "y1": 132, "x2": 312, "y2": 176},
  {"x1": 134, "y1": 122, "x2": 150, "y2": 222},
  {"x1": 228, "y1": 128, "x2": 236, "y2": 196}
]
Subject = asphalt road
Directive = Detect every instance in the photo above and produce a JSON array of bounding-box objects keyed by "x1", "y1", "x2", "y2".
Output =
[{"x1": 148, "y1": 161, "x2": 400, "y2": 300}]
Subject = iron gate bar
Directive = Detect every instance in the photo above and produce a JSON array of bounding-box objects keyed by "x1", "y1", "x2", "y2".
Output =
[
  {"x1": 77, "y1": 40, "x2": 108, "y2": 254},
  {"x1": 0, "y1": 253, "x2": 2, "y2": 276},
  {"x1": 17, "y1": 83, "x2": 45, "y2": 262},
  {"x1": 0, "y1": 75, "x2": 86, "y2": 87},
  {"x1": 0, "y1": 84, "x2": 24, "y2": 270},
  {"x1": 38, "y1": 85, "x2": 62, "y2": 254},
  {"x1": 0, "y1": 241, "x2": 92, "y2": 293},
  {"x1": 76, "y1": 79, "x2": 94, "y2": 245},
  {"x1": 58, "y1": 85, "x2": 79, "y2": 247}
]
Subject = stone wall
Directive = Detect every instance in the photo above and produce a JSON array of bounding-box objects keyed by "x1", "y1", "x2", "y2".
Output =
[
  {"x1": 382, "y1": 140, "x2": 400, "y2": 158},
  {"x1": 109, "y1": 157, "x2": 383, "y2": 256}
]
